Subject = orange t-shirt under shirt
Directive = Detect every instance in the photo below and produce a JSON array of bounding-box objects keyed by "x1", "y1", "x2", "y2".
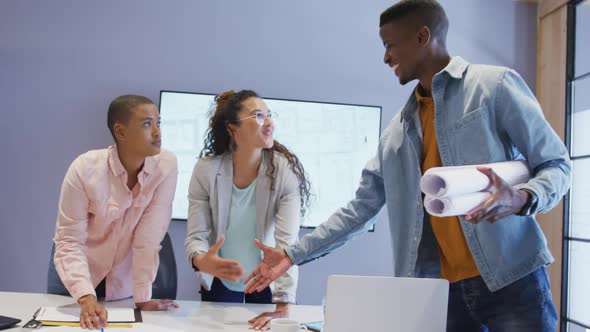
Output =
[{"x1": 416, "y1": 88, "x2": 480, "y2": 283}]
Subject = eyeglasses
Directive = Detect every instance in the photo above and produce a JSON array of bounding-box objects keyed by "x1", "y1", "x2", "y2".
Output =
[{"x1": 237, "y1": 111, "x2": 278, "y2": 126}]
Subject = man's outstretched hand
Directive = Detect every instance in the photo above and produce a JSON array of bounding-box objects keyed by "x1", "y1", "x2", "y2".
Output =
[{"x1": 244, "y1": 240, "x2": 294, "y2": 294}]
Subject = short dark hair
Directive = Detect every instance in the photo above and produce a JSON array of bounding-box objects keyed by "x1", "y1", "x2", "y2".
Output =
[
  {"x1": 107, "y1": 95, "x2": 154, "y2": 140},
  {"x1": 380, "y1": 0, "x2": 449, "y2": 42}
]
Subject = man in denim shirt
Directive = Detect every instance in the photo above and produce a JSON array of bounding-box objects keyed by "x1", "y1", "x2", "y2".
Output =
[{"x1": 245, "y1": 1, "x2": 570, "y2": 330}]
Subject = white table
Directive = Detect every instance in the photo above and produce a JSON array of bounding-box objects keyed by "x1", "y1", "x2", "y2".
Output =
[{"x1": 0, "y1": 292, "x2": 323, "y2": 331}]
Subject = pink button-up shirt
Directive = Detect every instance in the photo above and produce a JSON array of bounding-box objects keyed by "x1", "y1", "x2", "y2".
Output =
[{"x1": 53, "y1": 145, "x2": 177, "y2": 303}]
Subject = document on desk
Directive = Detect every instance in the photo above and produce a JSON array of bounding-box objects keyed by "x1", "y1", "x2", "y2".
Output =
[
  {"x1": 40, "y1": 323, "x2": 181, "y2": 332},
  {"x1": 36, "y1": 306, "x2": 137, "y2": 322}
]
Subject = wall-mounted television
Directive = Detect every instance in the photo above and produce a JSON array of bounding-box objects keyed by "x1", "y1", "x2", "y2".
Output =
[{"x1": 159, "y1": 90, "x2": 382, "y2": 229}]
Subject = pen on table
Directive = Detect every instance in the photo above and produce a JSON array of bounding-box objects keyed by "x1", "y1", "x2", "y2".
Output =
[{"x1": 32, "y1": 307, "x2": 41, "y2": 320}]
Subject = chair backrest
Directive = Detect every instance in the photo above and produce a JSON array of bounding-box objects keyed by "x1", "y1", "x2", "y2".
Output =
[
  {"x1": 152, "y1": 232, "x2": 178, "y2": 300},
  {"x1": 48, "y1": 232, "x2": 178, "y2": 300}
]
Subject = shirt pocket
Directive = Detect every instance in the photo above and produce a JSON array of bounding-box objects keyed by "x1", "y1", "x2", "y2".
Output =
[
  {"x1": 92, "y1": 198, "x2": 126, "y2": 221},
  {"x1": 124, "y1": 193, "x2": 153, "y2": 229},
  {"x1": 451, "y1": 106, "x2": 504, "y2": 165},
  {"x1": 86, "y1": 199, "x2": 124, "y2": 243},
  {"x1": 454, "y1": 106, "x2": 488, "y2": 129},
  {"x1": 105, "y1": 202, "x2": 126, "y2": 221}
]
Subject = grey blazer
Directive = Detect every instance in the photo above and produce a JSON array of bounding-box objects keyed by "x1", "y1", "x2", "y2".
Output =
[{"x1": 184, "y1": 151, "x2": 300, "y2": 303}]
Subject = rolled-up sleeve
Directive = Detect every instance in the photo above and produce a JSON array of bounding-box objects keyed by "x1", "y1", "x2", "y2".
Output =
[{"x1": 53, "y1": 159, "x2": 95, "y2": 302}]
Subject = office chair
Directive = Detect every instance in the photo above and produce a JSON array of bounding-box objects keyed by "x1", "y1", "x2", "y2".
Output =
[{"x1": 151, "y1": 232, "x2": 177, "y2": 300}]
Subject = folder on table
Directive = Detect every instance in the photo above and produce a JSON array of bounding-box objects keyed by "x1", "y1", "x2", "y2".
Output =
[{"x1": 34, "y1": 306, "x2": 141, "y2": 327}]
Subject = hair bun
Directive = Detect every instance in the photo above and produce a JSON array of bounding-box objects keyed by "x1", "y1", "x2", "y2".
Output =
[{"x1": 214, "y1": 90, "x2": 236, "y2": 113}]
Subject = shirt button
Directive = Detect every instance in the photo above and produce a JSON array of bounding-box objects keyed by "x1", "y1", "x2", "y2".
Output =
[
  {"x1": 407, "y1": 272, "x2": 412, "y2": 277},
  {"x1": 414, "y1": 237, "x2": 418, "y2": 241}
]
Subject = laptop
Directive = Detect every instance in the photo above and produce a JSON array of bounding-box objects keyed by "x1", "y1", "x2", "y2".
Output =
[
  {"x1": 0, "y1": 315, "x2": 21, "y2": 330},
  {"x1": 322, "y1": 275, "x2": 449, "y2": 332}
]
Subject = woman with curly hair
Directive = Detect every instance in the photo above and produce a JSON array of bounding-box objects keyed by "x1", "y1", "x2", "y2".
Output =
[{"x1": 184, "y1": 89, "x2": 310, "y2": 330}]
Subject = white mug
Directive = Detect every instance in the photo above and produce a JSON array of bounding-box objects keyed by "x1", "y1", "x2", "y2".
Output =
[{"x1": 269, "y1": 318, "x2": 308, "y2": 332}]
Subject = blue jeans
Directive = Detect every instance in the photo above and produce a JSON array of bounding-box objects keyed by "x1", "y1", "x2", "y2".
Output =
[
  {"x1": 200, "y1": 277, "x2": 272, "y2": 304},
  {"x1": 447, "y1": 267, "x2": 557, "y2": 332}
]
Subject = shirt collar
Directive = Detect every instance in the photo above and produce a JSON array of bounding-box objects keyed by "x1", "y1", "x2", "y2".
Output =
[
  {"x1": 440, "y1": 56, "x2": 469, "y2": 80},
  {"x1": 108, "y1": 145, "x2": 126, "y2": 177},
  {"x1": 108, "y1": 145, "x2": 159, "y2": 177},
  {"x1": 400, "y1": 56, "x2": 469, "y2": 122}
]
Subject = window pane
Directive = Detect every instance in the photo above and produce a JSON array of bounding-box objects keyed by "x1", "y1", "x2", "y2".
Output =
[
  {"x1": 567, "y1": 321, "x2": 590, "y2": 332},
  {"x1": 572, "y1": 77, "x2": 590, "y2": 157},
  {"x1": 576, "y1": 1, "x2": 590, "y2": 77},
  {"x1": 571, "y1": 159, "x2": 590, "y2": 239},
  {"x1": 568, "y1": 241, "x2": 590, "y2": 327}
]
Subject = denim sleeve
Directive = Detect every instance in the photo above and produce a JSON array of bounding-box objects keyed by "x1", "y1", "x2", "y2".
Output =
[
  {"x1": 496, "y1": 69, "x2": 571, "y2": 214},
  {"x1": 286, "y1": 142, "x2": 387, "y2": 265}
]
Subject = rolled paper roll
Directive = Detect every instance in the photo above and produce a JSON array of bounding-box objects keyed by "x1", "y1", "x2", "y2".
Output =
[
  {"x1": 420, "y1": 160, "x2": 531, "y2": 198},
  {"x1": 424, "y1": 192, "x2": 491, "y2": 217}
]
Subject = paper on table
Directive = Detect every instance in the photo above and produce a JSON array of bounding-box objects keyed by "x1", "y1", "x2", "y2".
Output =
[
  {"x1": 38, "y1": 323, "x2": 181, "y2": 332},
  {"x1": 420, "y1": 161, "x2": 531, "y2": 198},
  {"x1": 424, "y1": 192, "x2": 491, "y2": 217},
  {"x1": 36, "y1": 306, "x2": 135, "y2": 322}
]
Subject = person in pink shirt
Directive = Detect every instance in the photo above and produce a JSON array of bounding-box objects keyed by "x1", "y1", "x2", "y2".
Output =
[{"x1": 49, "y1": 95, "x2": 179, "y2": 329}]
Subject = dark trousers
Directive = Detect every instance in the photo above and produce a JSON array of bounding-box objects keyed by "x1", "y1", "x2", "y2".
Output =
[
  {"x1": 447, "y1": 267, "x2": 557, "y2": 332},
  {"x1": 200, "y1": 277, "x2": 272, "y2": 304}
]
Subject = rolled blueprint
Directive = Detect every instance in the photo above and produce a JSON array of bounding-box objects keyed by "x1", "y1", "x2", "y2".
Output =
[
  {"x1": 420, "y1": 160, "x2": 531, "y2": 198},
  {"x1": 424, "y1": 192, "x2": 491, "y2": 217}
]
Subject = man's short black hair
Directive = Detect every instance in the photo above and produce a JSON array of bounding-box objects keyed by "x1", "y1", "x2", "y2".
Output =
[
  {"x1": 107, "y1": 95, "x2": 154, "y2": 140},
  {"x1": 380, "y1": 0, "x2": 449, "y2": 42}
]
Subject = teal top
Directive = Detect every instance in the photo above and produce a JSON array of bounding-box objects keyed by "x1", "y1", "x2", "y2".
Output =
[{"x1": 219, "y1": 179, "x2": 261, "y2": 292}]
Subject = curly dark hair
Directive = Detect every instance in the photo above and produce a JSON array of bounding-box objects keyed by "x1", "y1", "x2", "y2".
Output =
[{"x1": 200, "y1": 89, "x2": 311, "y2": 218}]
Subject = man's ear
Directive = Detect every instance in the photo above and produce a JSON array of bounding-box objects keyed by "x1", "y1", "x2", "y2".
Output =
[
  {"x1": 114, "y1": 122, "x2": 126, "y2": 142},
  {"x1": 417, "y1": 26, "x2": 431, "y2": 47}
]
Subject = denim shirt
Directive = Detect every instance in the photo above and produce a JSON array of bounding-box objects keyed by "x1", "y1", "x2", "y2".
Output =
[{"x1": 286, "y1": 56, "x2": 571, "y2": 291}]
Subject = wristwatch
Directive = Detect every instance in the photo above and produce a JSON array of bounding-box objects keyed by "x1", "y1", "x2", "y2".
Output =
[{"x1": 517, "y1": 189, "x2": 538, "y2": 216}]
